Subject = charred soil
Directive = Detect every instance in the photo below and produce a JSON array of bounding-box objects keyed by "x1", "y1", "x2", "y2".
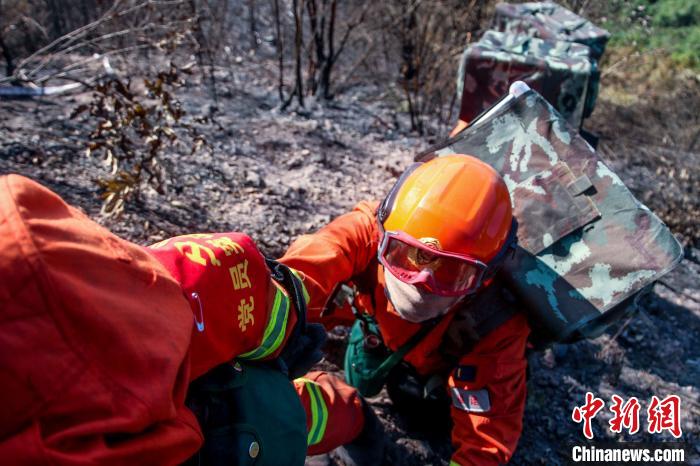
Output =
[{"x1": 1, "y1": 46, "x2": 699, "y2": 464}]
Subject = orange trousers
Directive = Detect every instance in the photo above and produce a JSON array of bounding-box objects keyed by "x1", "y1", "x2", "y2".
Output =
[{"x1": 293, "y1": 371, "x2": 365, "y2": 456}]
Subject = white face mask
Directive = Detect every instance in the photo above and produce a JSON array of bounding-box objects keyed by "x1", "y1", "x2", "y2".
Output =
[{"x1": 383, "y1": 268, "x2": 463, "y2": 323}]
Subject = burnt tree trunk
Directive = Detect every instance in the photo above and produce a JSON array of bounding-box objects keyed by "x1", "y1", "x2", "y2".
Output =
[
  {"x1": 0, "y1": 43, "x2": 14, "y2": 77},
  {"x1": 248, "y1": 0, "x2": 258, "y2": 50},
  {"x1": 188, "y1": 0, "x2": 218, "y2": 101},
  {"x1": 305, "y1": 0, "x2": 325, "y2": 96},
  {"x1": 272, "y1": 0, "x2": 285, "y2": 102},
  {"x1": 283, "y1": 0, "x2": 305, "y2": 109},
  {"x1": 400, "y1": 4, "x2": 420, "y2": 133},
  {"x1": 293, "y1": 0, "x2": 305, "y2": 107},
  {"x1": 44, "y1": 0, "x2": 65, "y2": 37},
  {"x1": 319, "y1": 0, "x2": 336, "y2": 99},
  {"x1": 0, "y1": 31, "x2": 14, "y2": 77}
]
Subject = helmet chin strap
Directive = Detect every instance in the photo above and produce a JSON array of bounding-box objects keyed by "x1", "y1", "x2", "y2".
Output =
[{"x1": 383, "y1": 268, "x2": 464, "y2": 323}]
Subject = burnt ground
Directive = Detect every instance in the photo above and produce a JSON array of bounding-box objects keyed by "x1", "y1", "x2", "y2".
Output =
[{"x1": 1, "y1": 49, "x2": 699, "y2": 465}]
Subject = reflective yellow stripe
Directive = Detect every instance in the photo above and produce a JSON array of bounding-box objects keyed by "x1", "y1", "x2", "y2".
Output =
[
  {"x1": 296, "y1": 378, "x2": 328, "y2": 446},
  {"x1": 289, "y1": 268, "x2": 310, "y2": 304},
  {"x1": 310, "y1": 382, "x2": 328, "y2": 445},
  {"x1": 239, "y1": 283, "x2": 290, "y2": 360},
  {"x1": 449, "y1": 461, "x2": 461, "y2": 466}
]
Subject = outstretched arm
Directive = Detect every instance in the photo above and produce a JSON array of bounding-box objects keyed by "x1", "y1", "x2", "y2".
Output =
[
  {"x1": 279, "y1": 200, "x2": 380, "y2": 325},
  {"x1": 147, "y1": 232, "x2": 307, "y2": 380}
]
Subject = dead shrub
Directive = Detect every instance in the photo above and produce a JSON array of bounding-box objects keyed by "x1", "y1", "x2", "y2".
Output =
[{"x1": 73, "y1": 63, "x2": 209, "y2": 216}]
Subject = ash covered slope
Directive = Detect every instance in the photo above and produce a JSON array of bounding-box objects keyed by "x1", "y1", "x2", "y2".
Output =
[{"x1": 1, "y1": 53, "x2": 699, "y2": 465}]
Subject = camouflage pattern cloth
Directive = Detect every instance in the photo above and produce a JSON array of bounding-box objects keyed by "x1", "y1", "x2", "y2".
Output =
[
  {"x1": 420, "y1": 86, "x2": 683, "y2": 344},
  {"x1": 492, "y1": 2, "x2": 610, "y2": 119},
  {"x1": 457, "y1": 30, "x2": 595, "y2": 128},
  {"x1": 492, "y1": 2, "x2": 610, "y2": 60}
]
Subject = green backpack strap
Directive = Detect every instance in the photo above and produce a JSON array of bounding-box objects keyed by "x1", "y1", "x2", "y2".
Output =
[
  {"x1": 344, "y1": 313, "x2": 435, "y2": 397},
  {"x1": 370, "y1": 322, "x2": 434, "y2": 382}
]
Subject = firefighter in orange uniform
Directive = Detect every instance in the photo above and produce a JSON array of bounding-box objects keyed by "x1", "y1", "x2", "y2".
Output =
[
  {"x1": 0, "y1": 174, "x2": 323, "y2": 465},
  {"x1": 281, "y1": 155, "x2": 530, "y2": 465}
]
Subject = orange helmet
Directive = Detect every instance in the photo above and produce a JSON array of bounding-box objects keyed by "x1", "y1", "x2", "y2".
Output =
[{"x1": 377, "y1": 155, "x2": 515, "y2": 295}]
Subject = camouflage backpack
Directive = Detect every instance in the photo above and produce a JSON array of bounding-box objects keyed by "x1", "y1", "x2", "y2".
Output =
[
  {"x1": 456, "y1": 30, "x2": 595, "y2": 128},
  {"x1": 491, "y1": 1, "x2": 610, "y2": 119},
  {"x1": 419, "y1": 82, "x2": 683, "y2": 346},
  {"x1": 492, "y1": 2, "x2": 610, "y2": 60}
]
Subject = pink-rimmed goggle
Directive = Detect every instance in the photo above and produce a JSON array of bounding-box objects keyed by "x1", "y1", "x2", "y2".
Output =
[{"x1": 377, "y1": 230, "x2": 489, "y2": 297}]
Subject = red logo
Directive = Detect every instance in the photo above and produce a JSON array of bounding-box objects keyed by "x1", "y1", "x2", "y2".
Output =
[
  {"x1": 647, "y1": 395, "x2": 682, "y2": 438},
  {"x1": 572, "y1": 392, "x2": 605, "y2": 439},
  {"x1": 609, "y1": 394, "x2": 641, "y2": 435},
  {"x1": 572, "y1": 393, "x2": 683, "y2": 439}
]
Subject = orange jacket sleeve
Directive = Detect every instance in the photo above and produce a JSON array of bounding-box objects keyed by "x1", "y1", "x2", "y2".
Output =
[
  {"x1": 147, "y1": 232, "x2": 300, "y2": 380},
  {"x1": 447, "y1": 313, "x2": 530, "y2": 466},
  {"x1": 279, "y1": 201, "x2": 380, "y2": 323},
  {"x1": 0, "y1": 174, "x2": 202, "y2": 465}
]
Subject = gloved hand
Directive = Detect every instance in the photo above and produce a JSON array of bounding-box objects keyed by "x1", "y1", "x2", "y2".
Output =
[
  {"x1": 278, "y1": 321, "x2": 327, "y2": 379},
  {"x1": 265, "y1": 258, "x2": 327, "y2": 379}
]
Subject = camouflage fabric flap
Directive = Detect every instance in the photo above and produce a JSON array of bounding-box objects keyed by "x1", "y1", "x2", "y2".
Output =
[
  {"x1": 423, "y1": 89, "x2": 683, "y2": 342},
  {"x1": 492, "y1": 2, "x2": 610, "y2": 60},
  {"x1": 512, "y1": 162, "x2": 600, "y2": 255},
  {"x1": 457, "y1": 30, "x2": 593, "y2": 127}
]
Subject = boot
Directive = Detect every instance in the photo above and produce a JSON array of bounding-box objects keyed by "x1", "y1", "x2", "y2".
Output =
[{"x1": 333, "y1": 400, "x2": 385, "y2": 466}]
